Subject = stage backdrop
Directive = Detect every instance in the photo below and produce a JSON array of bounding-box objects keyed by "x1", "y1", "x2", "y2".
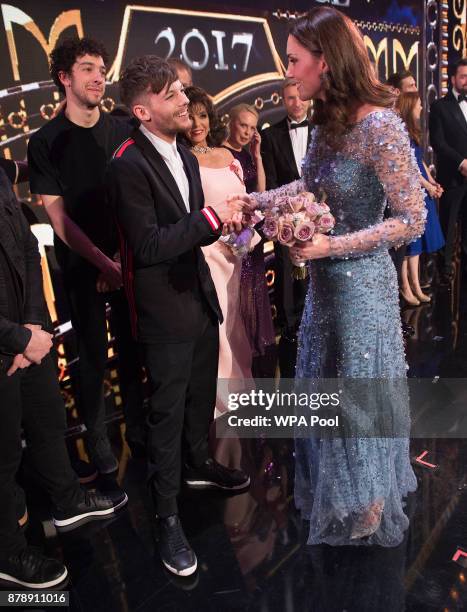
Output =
[{"x1": 0, "y1": 0, "x2": 424, "y2": 169}]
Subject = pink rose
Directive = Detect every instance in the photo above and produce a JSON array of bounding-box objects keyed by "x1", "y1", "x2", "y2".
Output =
[
  {"x1": 277, "y1": 220, "x2": 296, "y2": 246},
  {"x1": 263, "y1": 216, "x2": 279, "y2": 239},
  {"x1": 304, "y1": 201, "x2": 322, "y2": 220},
  {"x1": 287, "y1": 196, "x2": 305, "y2": 213},
  {"x1": 318, "y1": 202, "x2": 330, "y2": 214},
  {"x1": 294, "y1": 221, "x2": 315, "y2": 242},
  {"x1": 315, "y1": 212, "x2": 335, "y2": 233},
  {"x1": 275, "y1": 196, "x2": 291, "y2": 213}
]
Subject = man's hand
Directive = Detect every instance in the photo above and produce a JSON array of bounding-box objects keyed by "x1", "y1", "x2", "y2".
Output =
[
  {"x1": 460, "y1": 159, "x2": 467, "y2": 178},
  {"x1": 209, "y1": 198, "x2": 245, "y2": 223},
  {"x1": 23, "y1": 327, "x2": 53, "y2": 364},
  {"x1": 227, "y1": 193, "x2": 258, "y2": 212},
  {"x1": 7, "y1": 354, "x2": 32, "y2": 377},
  {"x1": 99, "y1": 258, "x2": 122, "y2": 291},
  {"x1": 96, "y1": 273, "x2": 111, "y2": 293}
]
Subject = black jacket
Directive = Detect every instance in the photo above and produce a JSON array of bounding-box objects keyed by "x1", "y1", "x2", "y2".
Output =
[
  {"x1": 0, "y1": 168, "x2": 47, "y2": 365},
  {"x1": 429, "y1": 91, "x2": 467, "y2": 189},
  {"x1": 106, "y1": 128, "x2": 222, "y2": 343},
  {"x1": 260, "y1": 116, "x2": 312, "y2": 189}
]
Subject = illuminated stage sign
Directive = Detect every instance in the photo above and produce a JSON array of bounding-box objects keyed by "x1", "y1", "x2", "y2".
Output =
[{"x1": 107, "y1": 6, "x2": 284, "y2": 104}]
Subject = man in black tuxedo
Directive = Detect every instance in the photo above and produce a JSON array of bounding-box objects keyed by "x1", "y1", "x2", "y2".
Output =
[
  {"x1": 261, "y1": 78, "x2": 312, "y2": 377},
  {"x1": 429, "y1": 58, "x2": 467, "y2": 279},
  {"x1": 107, "y1": 56, "x2": 249, "y2": 577}
]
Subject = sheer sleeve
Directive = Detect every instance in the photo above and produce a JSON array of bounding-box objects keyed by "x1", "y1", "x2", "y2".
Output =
[
  {"x1": 250, "y1": 178, "x2": 306, "y2": 210},
  {"x1": 329, "y1": 112, "x2": 426, "y2": 258}
]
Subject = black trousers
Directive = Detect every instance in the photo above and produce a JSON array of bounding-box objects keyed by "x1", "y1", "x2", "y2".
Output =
[
  {"x1": 142, "y1": 313, "x2": 219, "y2": 517},
  {"x1": 0, "y1": 355, "x2": 82, "y2": 560},
  {"x1": 63, "y1": 272, "x2": 144, "y2": 443},
  {"x1": 439, "y1": 184, "x2": 467, "y2": 273}
]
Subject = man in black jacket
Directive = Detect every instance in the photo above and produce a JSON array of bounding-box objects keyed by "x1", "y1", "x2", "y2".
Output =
[
  {"x1": 0, "y1": 169, "x2": 127, "y2": 589},
  {"x1": 260, "y1": 78, "x2": 312, "y2": 377},
  {"x1": 28, "y1": 38, "x2": 145, "y2": 471},
  {"x1": 107, "y1": 56, "x2": 250, "y2": 578},
  {"x1": 429, "y1": 58, "x2": 467, "y2": 279}
]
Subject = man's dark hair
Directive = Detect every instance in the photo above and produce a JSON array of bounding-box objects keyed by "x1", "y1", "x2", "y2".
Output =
[
  {"x1": 386, "y1": 70, "x2": 413, "y2": 90},
  {"x1": 50, "y1": 37, "x2": 109, "y2": 95},
  {"x1": 451, "y1": 57, "x2": 467, "y2": 77},
  {"x1": 167, "y1": 57, "x2": 192, "y2": 78},
  {"x1": 119, "y1": 55, "x2": 177, "y2": 111}
]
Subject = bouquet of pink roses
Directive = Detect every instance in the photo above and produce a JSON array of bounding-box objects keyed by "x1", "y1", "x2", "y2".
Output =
[{"x1": 262, "y1": 191, "x2": 335, "y2": 279}]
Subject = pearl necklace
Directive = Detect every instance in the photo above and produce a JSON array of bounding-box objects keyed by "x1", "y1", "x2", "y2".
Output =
[{"x1": 191, "y1": 144, "x2": 213, "y2": 154}]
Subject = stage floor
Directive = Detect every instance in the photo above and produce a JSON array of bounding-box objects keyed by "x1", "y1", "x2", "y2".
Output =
[{"x1": 4, "y1": 270, "x2": 467, "y2": 612}]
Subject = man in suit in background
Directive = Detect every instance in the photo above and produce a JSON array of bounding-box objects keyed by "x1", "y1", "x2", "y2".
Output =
[
  {"x1": 261, "y1": 78, "x2": 312, "y2": 377},
  {"x1": 107, "y1": 56, "x2": 249, "y2": 578},
  {"x1": 429, "y1": 58, "x2": 467, "y2": 280}
]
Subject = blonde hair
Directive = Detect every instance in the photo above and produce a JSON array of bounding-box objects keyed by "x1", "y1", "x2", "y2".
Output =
[
  {"x1": 228, "y1": 103, "x2": 259, "y2": 122},
  {"x1": 281, "y1": 77, "x2": 300, "y2": 96}
]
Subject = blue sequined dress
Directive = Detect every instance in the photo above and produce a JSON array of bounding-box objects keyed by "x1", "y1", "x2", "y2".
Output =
[{"x1": 252, "y1": 110, "x2": 426, "y2": 547}]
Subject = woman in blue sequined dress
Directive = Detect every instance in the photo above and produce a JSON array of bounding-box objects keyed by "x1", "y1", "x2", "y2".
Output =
[{"x1": 243, "y1": 8, "x2": 426, "y2": 547}]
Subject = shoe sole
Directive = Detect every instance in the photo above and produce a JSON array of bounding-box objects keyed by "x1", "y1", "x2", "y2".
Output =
[
  {"x1": 52, "y1": 493, "x2": 128, "y2": 529},
  {"x1": 0, "y1": 566, "x2": 68, "y2": 589},
  {"x1": 162, "y1": 557, "x2": 197, "y2": 577},
  {"x1": 184, "y1": 477, "x2": 250, "y2": 490}
]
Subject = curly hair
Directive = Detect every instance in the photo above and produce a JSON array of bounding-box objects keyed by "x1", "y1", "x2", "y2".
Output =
[
  {"x1": 182, "y1": 86, "x2": 227, "y2": 147},
  {"x1": 50, "y1": 37, "x2": 109, "y2": 95},
  {"x1": 289, "y1": 7, "x2": 394, "y2": 142}
]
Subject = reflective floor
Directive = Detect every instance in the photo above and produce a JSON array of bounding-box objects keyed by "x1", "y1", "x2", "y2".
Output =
[{"x1": 7, "y1": 266, "x2": 467, "y2": 611}]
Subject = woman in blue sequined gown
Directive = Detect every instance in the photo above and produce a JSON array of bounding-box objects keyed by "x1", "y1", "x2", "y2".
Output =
[{"x1": 245, "y1": 8, "x2": 426, "y2": 547}]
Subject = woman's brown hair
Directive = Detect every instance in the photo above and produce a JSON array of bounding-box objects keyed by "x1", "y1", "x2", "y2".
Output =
[
  {"x1": 289, "y1": 7, "x2": 395, "y2": 140},
  {"x1": 182, "y1": 86, "x2": 227, "y2": 147},
  {"x1": 395, "y1": 92, "x2": 421, "y2": 145}
]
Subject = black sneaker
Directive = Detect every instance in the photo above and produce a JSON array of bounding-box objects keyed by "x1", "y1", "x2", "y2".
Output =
[
  {"x1": 184, "y1": 458, "x2": 250, "y2": 491},
  {"x1": 0, "y1": 547, "x2": 67, "y2": 589},
  {"x1": 155, "y1": 515, "x2": 197, "y2": 577},
  {"x1": 52, "y1": 489, "x2": 128, "y2": 531},
  {"x1": 86, "y1": 435, "x2": 119, "y2": 475},
  {"x1": 71, "y1": 459, "x2": 98, "y2": 484}
]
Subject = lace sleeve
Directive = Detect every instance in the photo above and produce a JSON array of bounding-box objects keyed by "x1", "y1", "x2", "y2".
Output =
[
  {"x1": 250, "y1": 178, "x2": 306, "y2": 210},
  {"x1": 329, "y1": 111, "x2": 426, "y2": 258}
]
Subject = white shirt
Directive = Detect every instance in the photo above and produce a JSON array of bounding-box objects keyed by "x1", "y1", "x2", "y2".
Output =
[
  {"x1": 453, "y1": 88, "x2": 467, "y2": 125},
  {"x1": 288, "y1": 115, "x2": 309, "y2": 177},
  {"x1": 140, "y1": 124, "x2": 190, "y2": 212}
]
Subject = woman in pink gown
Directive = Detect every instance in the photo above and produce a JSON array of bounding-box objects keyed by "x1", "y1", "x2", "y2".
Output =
[{"x1": 183, "y1": 87, "x2": 260, "y2": 416}]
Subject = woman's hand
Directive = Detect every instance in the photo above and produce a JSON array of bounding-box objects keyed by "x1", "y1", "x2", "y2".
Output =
[
  {"x1": 427, "y1": 181, "x2": 443, "y2": 199},
  {"x1": 289, "y1": 234, "x2": 331, "y2": 262},
  {"x1": 434, "y1": 182, "x2": 444, "y2": 198},
  {"x1": 249, "y1": 129, "x2": 262, "y2": 161}
]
